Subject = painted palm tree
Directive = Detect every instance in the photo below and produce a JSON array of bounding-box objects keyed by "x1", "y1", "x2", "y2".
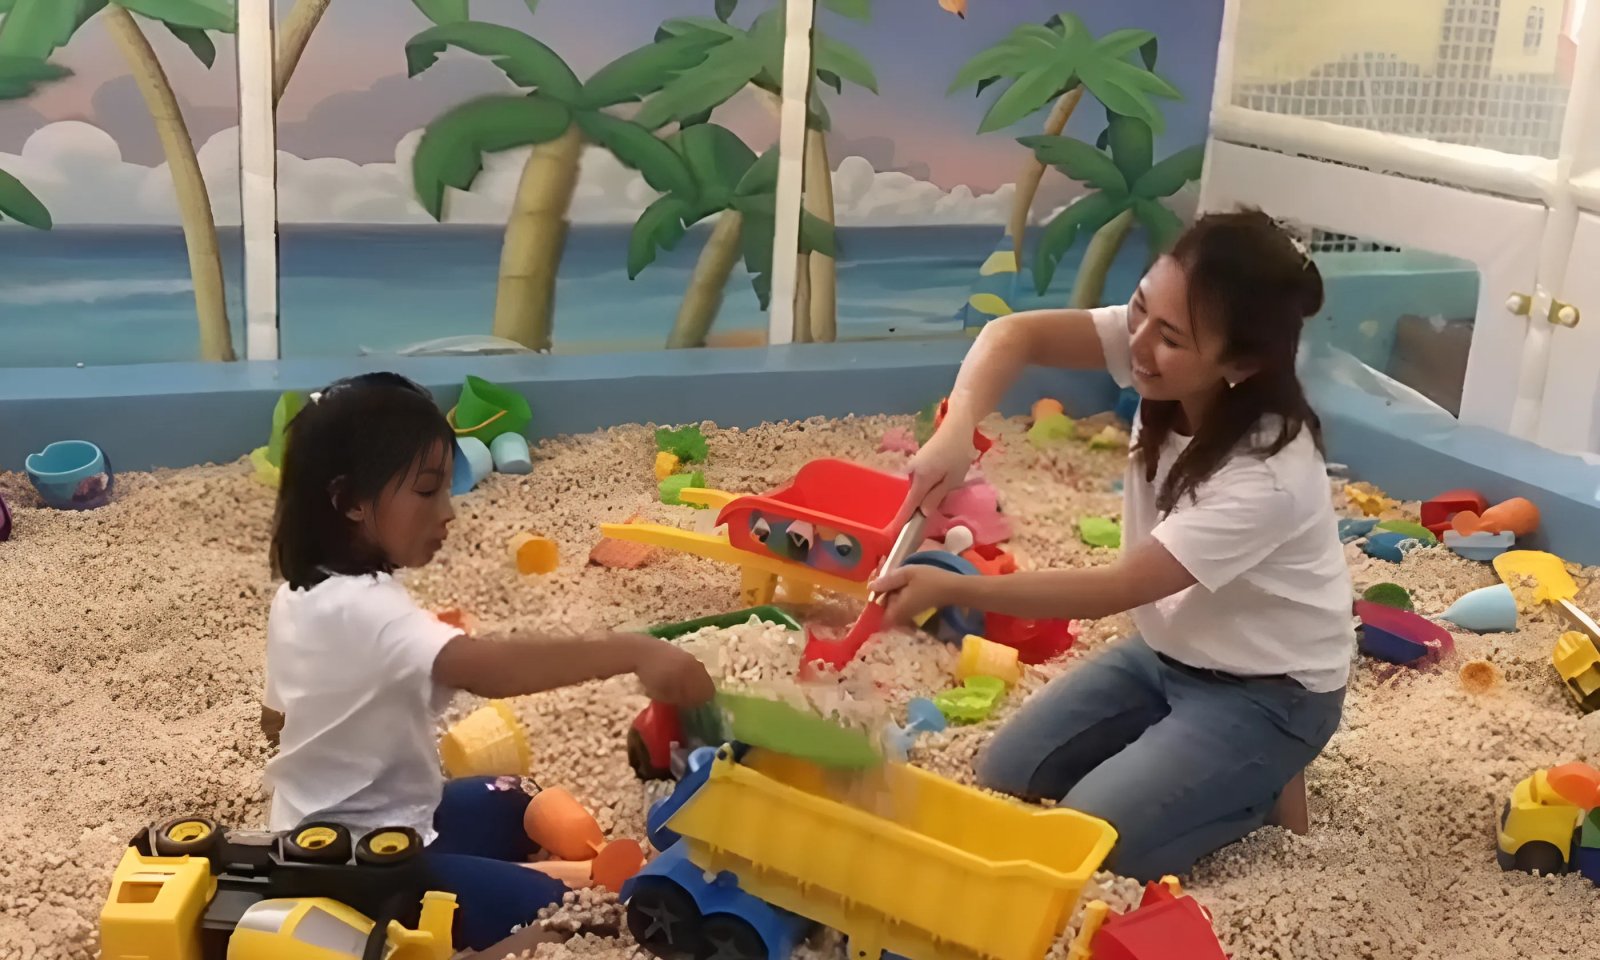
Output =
[
  {"x1": 1021, "y1": 114, "x2": 1202, "y2": 305},
  {"x1": 626, "y1": 123, "x2": 834, "y2": 348},
  {"x1": 0, "y1": 0, "x2": 241, "y2": 361},
  {"x1": 275, "y1": 0, "x2": 332, "y2": 105},
  {"x1": 406, "y1": 13, "x2": 723, "y2": 351},
  {"x1": 648, "y1": 0, "x2": 877, "y2": 342},
  {"x1": 950, "y1": 13, "x2": 1179, "y2": 272}
]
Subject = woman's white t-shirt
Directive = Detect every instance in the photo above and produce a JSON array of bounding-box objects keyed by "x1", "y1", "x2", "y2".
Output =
[
  {"x1": 1091, "y1": 304, "x2": 1355, "y2": 692},
  {"x1": 263, "y1": 573, "x2": 462, "y2": 841}
]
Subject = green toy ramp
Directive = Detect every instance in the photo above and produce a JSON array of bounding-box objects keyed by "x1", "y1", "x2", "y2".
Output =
[{"x1": 716, "y1": 692, "x2": 882, "y2": 770}]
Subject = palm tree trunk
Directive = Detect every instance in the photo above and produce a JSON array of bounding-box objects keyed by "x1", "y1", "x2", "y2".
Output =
[
  {"x1": 493, "y1": 125, "x2": 583, "y2": 351},
  {"x1": 1069, "y1": 208, "x2": 1136, "y2": 309},
  {"x1": 105, "y1": 7, "x2": 235, "y2": 362},
  {"x1": 803, "y1": 128, "x2": 837, "y2": 342},
  {"x1": 667, "y1": 212, "x2": 743, "y2": 349},
  {"x1": 792, "y1": 253, "x2": 813, "y2": 344},
  {"x1": 274, "y1": 0, "x2": 333, "y2": 107},
  {"x1": 1008, "y1": 87, "x2": 1085, "y2": 263}
]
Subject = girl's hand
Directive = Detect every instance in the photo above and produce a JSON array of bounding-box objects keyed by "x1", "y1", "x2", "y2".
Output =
[
  {"x1": 902, "y1": 427, "x2": 977, "y2": 520},
  {"x1": 628, "y1": 636, "x2": 717, "y2": 706},
  {"x1": 872, "y1": 565, "x2": 967, "y2": 629}
]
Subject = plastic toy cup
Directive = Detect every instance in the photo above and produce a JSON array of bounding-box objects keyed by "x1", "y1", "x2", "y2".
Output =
[
  {"x1": 25, "y1": 440, "x2": 112, "y2": 510},
  {"x1": 957, "y1": 634, "x2": 1022, "y2": 686},
  {"x1": 490, "y1": 432, "x2": 533, "y2": 475},
  {"x1": 439, "y1": 700, "x2": 530, "y2": 779},
  {"x1": 508, "y1": 533, "x2": 559, "y2": 575},
  {"x1": 451, "y1": 436, "x2": 493, "y2": 495},
  {"x1": 450, "y1": 376, "x2": 532, "y2": 444},
  {"x1": 523, "y1": 786, "x2": 605, "y2": 861}
]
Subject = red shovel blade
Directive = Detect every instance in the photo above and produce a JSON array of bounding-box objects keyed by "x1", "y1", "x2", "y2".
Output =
[{"x1": 801, "y1": 604, "x2": 886, "y2": 674}]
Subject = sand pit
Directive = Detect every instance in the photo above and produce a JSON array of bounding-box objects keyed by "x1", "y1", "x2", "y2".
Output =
[{"x1": 2, "y1": 412, "x2": 1598, "y2": 960}]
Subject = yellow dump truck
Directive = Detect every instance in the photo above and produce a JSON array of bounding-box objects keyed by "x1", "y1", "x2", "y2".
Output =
[{"x1": 627, "y1": 744, "x2": 1117, "y2": 960}]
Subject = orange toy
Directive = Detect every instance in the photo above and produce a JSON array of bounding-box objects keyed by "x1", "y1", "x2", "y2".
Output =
[
  {"x1": 1451, "y1": 497, "x2": 1540, "y2": 537},
  {"x1": 523, "y1": 838, "x2": 645, "y2": 893},
  {"x1": 524, "y1": 787, "x2": 605, "y2": 860},
  {"x1": 589, "y1": 515, "x2": 656, "y2": 569},
  {"x1": 1031, "y1": 398, "x2": 1065, "y2": 423},
  {"x1": 510, "y1": 533, "x2": 560, "y2": 575},
  {"x1": 1547, "y1": 762, "x2": 1600, "y2": 810}
]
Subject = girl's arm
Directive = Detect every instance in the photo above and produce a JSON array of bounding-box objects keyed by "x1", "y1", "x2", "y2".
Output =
[
  {"x1": 431, "y1": 631, "x2": 715, "y2": 706},
  {"x1": 877, "y1": 539, "x2": 1195, "y2": 625},
  {"x1": 938, "y1": 309, "x2": 1111, "y2": 435}
]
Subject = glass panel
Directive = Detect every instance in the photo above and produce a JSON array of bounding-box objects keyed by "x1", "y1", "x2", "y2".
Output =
[
  {"x1": 0, "y1": 8, "x2": 244, "y2": 367},
  {"x1": 1231, "y1": 0, "x2": 1579, "y2": 159},
  {"x1": 273, "y1": 0, "x2": 785, "y2": 357},
  {"x1": 810, "y1": 0, "x2": 1223, "y2": 341},
  {"x1": 1303, "y1": 230, "x2": 1482, "y2": 417}
]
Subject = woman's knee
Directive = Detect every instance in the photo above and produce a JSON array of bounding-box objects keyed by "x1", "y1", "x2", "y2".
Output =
[{"x1": 975, "y1": 727, "x2": 1043, "y2": 798}]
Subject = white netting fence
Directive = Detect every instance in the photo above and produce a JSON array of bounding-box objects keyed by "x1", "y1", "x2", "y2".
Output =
[{"x1": 1231, "y1": 0, "x2": 1576, "y2": 159}]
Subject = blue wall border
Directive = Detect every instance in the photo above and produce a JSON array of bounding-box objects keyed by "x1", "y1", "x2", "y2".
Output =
[{"x1": 4, "y1": 344, "x2": 1599, "y2": 565}]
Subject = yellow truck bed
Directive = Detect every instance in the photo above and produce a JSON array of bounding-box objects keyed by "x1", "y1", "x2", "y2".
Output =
[{"x1": 667, "y1": 748, "x2": 1116, "y2": 960}]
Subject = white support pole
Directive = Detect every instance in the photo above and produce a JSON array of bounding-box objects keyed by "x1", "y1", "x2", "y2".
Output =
[
  {"x1": 767, "y1": 0, "x2": 815, "y2": 347},
  {"x1": 1197, "y1": 0, "x2": 1244, "y2": 215},
  {"x1": 238, "y1": 0, "x2": 280, "y2": 361}
]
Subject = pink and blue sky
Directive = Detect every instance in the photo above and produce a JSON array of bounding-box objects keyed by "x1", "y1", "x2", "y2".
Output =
[{"x1": 0, "y1": 0, "x2": 1222, "y2": 193}]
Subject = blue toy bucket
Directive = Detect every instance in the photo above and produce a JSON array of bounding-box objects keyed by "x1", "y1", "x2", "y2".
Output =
[{"x1": 25, "y1": 440, "x2": 113, "y2": 510}]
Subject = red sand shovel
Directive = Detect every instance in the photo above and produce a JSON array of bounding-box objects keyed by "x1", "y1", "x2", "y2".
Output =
[{"x1": 801, "y1": 510, "x2": 928, "y2": 674}]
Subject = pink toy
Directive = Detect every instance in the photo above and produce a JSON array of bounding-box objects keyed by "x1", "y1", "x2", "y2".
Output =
[
  {"x1": 879, "y1": 427, "x2": 920, "y2": 455},
  {"x1": 926, "y1": 478, "x2": 1013, "y2": 546},
  {"x1": 1355, "y1": 600, "x2": 1454, "y2": 666}
]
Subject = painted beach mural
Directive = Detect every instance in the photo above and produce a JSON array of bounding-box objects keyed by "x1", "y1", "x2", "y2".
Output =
[{"x1": 0, "y1": 0, "x2": 1222, "y2": 366}]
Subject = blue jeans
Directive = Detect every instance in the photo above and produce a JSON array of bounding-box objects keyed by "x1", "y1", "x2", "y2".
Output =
[
  {"x1": 423, "y1": 777, "x2": 568, "y2": 950},
  {"x1": 977, "y1": 637, "x2": 1344, "y2": 881}
]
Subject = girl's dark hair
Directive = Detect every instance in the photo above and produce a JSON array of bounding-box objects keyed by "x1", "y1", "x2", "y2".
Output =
[
  {"x1": 269, "y1": 372, "x2": 454, "y2": 590},
  {"x1": 1136, "y1": 208, "x2": 1326, "y2": 514}
]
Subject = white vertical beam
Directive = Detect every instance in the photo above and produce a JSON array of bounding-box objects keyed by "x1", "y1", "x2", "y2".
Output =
[
  {"x1": 767, "y1": 0, "x2": 815, "y2": 347},
  {"x1": 1197, "y1": 0, "x2": 1244, "y2": 215},
  {"x1": 238, "y1": 0, "x2": 280, "y2": 360}
]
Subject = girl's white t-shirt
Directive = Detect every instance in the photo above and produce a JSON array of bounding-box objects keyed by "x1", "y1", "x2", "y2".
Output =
[
  {"x1": 1091, "y1": 304, "x2": 1355, "y2": 692},
  {"x1": 263, "y1": 573, "x2": 461, "y2": 841}
]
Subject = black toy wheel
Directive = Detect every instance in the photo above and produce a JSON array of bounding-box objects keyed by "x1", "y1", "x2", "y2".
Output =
[
  {"x1": 697, "y1": 914, "x2": 768, "y2": 960},
  {"x1": 627, "y1": 878, "x2": 705, "y2": 958},
  {"x1": 356, "y1": 826, "x2": 422, "y2": 866},
  {"x1": 152, "y1": 816, "x2": 220, "y2": 857},
  {"x1": 1512, "y1": 840, "x2": 1568, "y2": 876},
  {"x1": 283, "y1": 821, "x2": 353, "y2": 864},
  {"x1": 629, "y1": 727, "x2": 670, "y2": 781}
]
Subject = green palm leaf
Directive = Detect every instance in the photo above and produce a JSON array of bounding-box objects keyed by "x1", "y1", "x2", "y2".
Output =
[
  {"x1": 819, "y1": 0, "x2": 871, "y2": 19},
  {"x1": 1133, "y1": 197, "x2": 1183, "y2": 259},
  {"x1": 1133, "y1": 145, "x2": 1204, "y2": 199},
  {"x1": 1077, "y1": 59, "x2": 1164, "y2": 133},
  {"x1": 799, "y1": 210, "x2": 836, "y2": 258},
  {"x1": 165, "y1": 24, "x2": 215, "y2": 66},
  {"x1": 733, "y1": 190, "x2": 775, "y2": 218},
  {"x1": 582, "y1": 32, "x2": 727, "y2": 108},
  {"x1": 629, "y1": 196, "x2": 690, "y2": 278},
  {"x1": 0, "y1": 165, "x2": 51, "y2": 229},
  {"x1": 407, "y1": 22, "x2": 582, "y2": 102},
  {"x1": 114, "y1": 0, "x2": 235, "y2": 32},
  {"x1": 410, "y1": 0, "x2": 466, "y2": 26},
  {"x1": 740, "y1": 212, "x2": 775, "y2": 308},
  {"x1": 634, "y1": 37, "x2": 763, "y2": 131},
  {"x1": 655, "y1": 16, "x2": 743, "y2": 43},
  {"x1": 816, "y1": 69, "x2": 842, "y2": 94},
  {"x1": 577, "y1": 111, "x2": 695, "y2": 198},
  {"x1": 734, "y1": 148, "x2": 778, "y2": 198},
  {"x1": 0, "y1": 0, "x2": 96, "y2": 58},
  {"x1": 814, "y1": 34, "x2": 876, "y2": 93},
  {"x1": 979, "y1": 60, "x2": 1071, "y2": 134},
  {"x1": 0, "y1": 56, "x2": 71, "y2": 98},
  {"x1": 1094, "y1": 28, "x2": 1155, "y2": 59},
  {"x1": 411, "y1": 94, "x2": 573, "y2": 220},
  {"x1": 1034, "y1": 192, "x2": 1127, "y2": 294},
  {"x1": 1105, "y1": 112, "x2": 1152, "y2": 184},
  {"x1": 1019, "y1": 135, "x2": 1126, "y2": 193},
  {"x1": 674, "y1": 122, "x2": 756, "y2": 210},
  {"x1": 948, "y1": 39, "x2": 1030, "y2": 94}
]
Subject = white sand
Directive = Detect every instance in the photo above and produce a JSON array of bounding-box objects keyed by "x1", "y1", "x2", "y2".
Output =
[{"x1": 1, "y1": 413, "x2": 1597, "y2": 960}]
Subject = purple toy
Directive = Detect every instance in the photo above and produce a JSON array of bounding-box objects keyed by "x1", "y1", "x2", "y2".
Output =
[{"x1": 0, "y1": 492, "x2": 10, "y2": 541}]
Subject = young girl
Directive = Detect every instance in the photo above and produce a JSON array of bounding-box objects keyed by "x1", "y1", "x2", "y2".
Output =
[
  {"x1": 261, "y1": 372, "x2": 714, "y2": 950},
  {"x1": 875, "y1": 210, "x2": 1352, "y2": 880}
]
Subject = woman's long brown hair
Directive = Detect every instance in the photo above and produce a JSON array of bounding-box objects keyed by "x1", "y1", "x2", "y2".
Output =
[{"x1": 1136, "y1": 209, "x2": 1326, "y2": 514}]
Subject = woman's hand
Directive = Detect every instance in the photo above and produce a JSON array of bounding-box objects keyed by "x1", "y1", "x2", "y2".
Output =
[
  {"x1": 871, "y1": 565, "x2": 969, "y2": 629},
  {"x1": 902, "y1": 427, "x2": 977, "y2": 520},
  {"x1": 629, "y1": 636, "x2": 717, "y2": 707}
]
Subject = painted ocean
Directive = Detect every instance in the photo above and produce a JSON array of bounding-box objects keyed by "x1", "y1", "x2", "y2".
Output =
[{"x1": 0, "y1": 224, "x2": 1150, "y2": 368}]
